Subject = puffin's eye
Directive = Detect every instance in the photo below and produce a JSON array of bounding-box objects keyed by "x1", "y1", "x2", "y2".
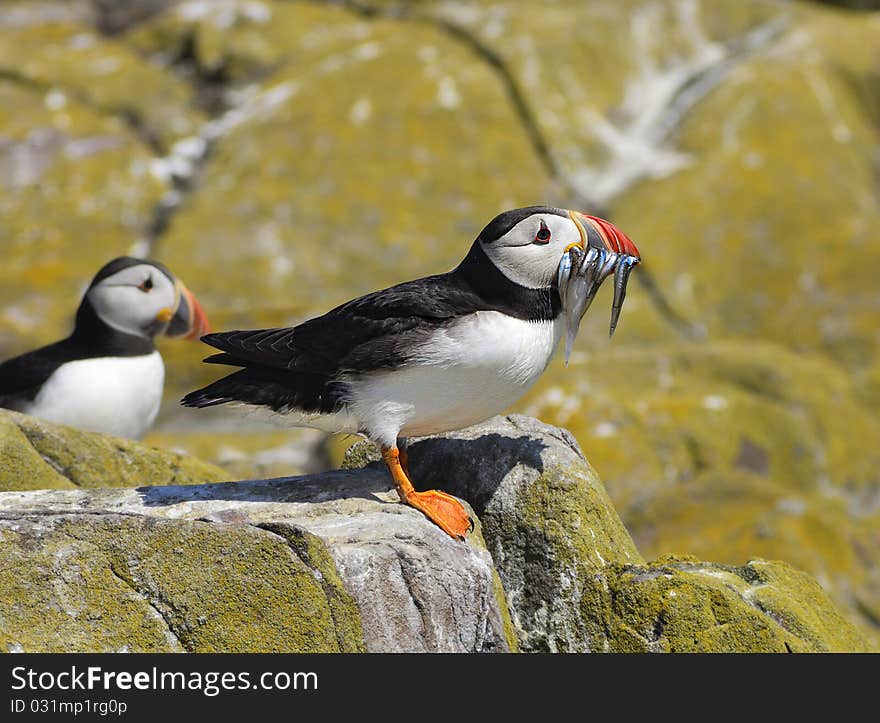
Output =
[
  {"x1": 534, "y1": 222, "x2": 551, "y2": 244},
  {"x1": 138, "y1": 276, "x2": 153, "y2": 293}
]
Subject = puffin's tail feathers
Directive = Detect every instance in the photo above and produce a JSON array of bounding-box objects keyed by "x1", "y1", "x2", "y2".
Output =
[
  {"x1": 180, "y1": 385, "x2": 232, "y2": 409},
  {"x1": 203, "y1": 352, "x2": 248, "y2": 366},
  {"x1": 181, "y1": 367, "x2": 346, "y2": 415}
]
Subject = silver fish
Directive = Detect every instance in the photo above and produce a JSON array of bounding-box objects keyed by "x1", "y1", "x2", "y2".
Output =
[
  {"x1": 557, "y1": 245, "x2": 640, "y2": 363},
  {"x1": 599, "y1": 251, "x2": 619, "y2": 282},
  {"x1": 609, "y1": 255, "x2": 638, "y2": 338},
  {"x1": 559, "y1": 246, "x2": 600, "y2": 365},
  {"x1": 556, "y1": 245, "x2": 576, "y2": 310}
]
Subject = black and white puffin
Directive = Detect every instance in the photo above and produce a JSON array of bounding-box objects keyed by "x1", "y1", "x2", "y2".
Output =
[
  {"x1": 0, "y1": 257, "x2": 210, "y2": 440},
  {"x1": 182, "y1": 207, "x2": 640, "y2": 538}
]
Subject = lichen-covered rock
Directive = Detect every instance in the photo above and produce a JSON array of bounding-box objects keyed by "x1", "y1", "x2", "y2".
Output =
[
  {"x1": 344, "y1": 415, "x2": 870, "y2": 652},
  {"x1": 519, "y1": 341, "x2": 880, "y2": 646},
  {"x1": 0, "y1": 465, "x2": 514, "y2": 653},
  {"x1": 0, "y1": 21, "x2": 203, "y2": 149},
  {"x1": 0, "y1": 0, "x2": 877, "y2": 654},
  {"x1": 595, "y1": 556, "x2": 869, "y2": 653},
  {"x1": 612, "y1": 11, "x2": 880, "y2": 362},
  {"x1": 0, "y1": 413, "x2": 868, "y2": 652},
  {"x1": 395, "y1": 415, "x2": 642, "y2": 651},
  {"x1": 0, "y1": 513, "x2": 363, "y2": 652},
  {"x1": 145, "y1": 406, "x2": 329, "y2": 480},
  {"x1": 0, "y1": 410, "x2": 227, "y2": 491}
]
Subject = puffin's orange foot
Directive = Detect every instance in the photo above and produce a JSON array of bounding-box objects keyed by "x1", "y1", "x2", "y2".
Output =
[
  {"x1": 404, "y1": 489, "x2": 473, "y2": 541},
  {"x1": 381, "y1": 445, "x2": 472, "y2": 540}
]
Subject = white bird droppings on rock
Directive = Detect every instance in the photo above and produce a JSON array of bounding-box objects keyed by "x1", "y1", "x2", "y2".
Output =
[
  {"x1": 349, "y1": 98, "x2": 372, "y2": 126},
  {"x1": 702, "y1": 395, "x2": 728, "y2": 411},
  {"x1": 437, "y1": 77, "x2": 461, "y2": 109},
  {"x1": 44, "y1": 89, "x2": 66, "y2": 111},
  {"x1": 592, "y1": 421, "x2": 617, "y2": 438}
]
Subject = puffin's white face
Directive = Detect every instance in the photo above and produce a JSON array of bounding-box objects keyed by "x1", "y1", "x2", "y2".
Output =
[
  {"x1": 479, "y1": 211, "x2": 583, "y2": 289},
  {"x1": 87, "y1": 263, "x2": 180, "y2": 338}
]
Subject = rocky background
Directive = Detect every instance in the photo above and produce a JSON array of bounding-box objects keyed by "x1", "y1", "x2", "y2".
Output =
[{"x1": 0, "y1": 0, "x2": 878, "y2": 649}]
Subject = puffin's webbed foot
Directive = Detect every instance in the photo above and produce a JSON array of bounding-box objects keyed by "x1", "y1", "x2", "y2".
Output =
[
  {"x1": 402, "y1": 488, "x2": 473, "y2": 540},
  {"x1": 381, "y1": 446, "x2": 472, "y2": 540}
]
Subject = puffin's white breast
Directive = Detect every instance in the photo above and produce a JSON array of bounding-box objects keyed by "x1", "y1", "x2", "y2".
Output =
[
  {"x1": 348, "y1": 311, "x2": 562, "y2": 444},
  {"x1": 23, "y1": 351, "x2": 164, "y2": 440}
]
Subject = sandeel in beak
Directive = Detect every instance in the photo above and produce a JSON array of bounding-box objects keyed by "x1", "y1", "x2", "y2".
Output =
[
  {"x1": 165, "y1": 280, "x2": 211, "y2": 340},
  {"x1": 557, "y1": 211, "x2": 641, "y2": 364}
]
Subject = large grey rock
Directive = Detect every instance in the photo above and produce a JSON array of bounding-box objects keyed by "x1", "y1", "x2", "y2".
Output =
[
  {"x1": 0, "y1": 413, "x2": 868, "y2": 652},
  {"x1": 362, "y1": 415, "x2": 643, "y2": 652},
  {"x1": 0, "y1": 466, "x2": 513, "y2": 653},
  {"x1": 0, "y1": 512, "x2": 364, "y2": 653},
  {"x1": 346, "y1": 415, "x2": 870, "y2": 652}
]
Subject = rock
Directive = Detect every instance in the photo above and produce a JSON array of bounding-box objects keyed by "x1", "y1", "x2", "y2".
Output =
[
  {"x1": 517, "y1": 341, "x2": 880, "y2": 646},
  {"x1": 401, "y1": 415, "x2": 643, "y2": 652},
  {"x1": 345, "y1": 415, "x2": 870, "y2": 652},
  {"x1": 0, "y1": 409, "x2": 227, "y2": 491},
  {"x1": 813, "y1": 1, "x2": 880, "y2": 9},
  {"x1": 0, "y1": 464, "x2": 513, "y2": 653},
  {"x1": 586, "y1": 555, "x2": 869, "y2": 652},
  {"x1": 0, "y1": 21, "x2": 203, "y2": 149},
  {"x1": 611, "y1": 3, "x2": 880, "y2": 365},
  {"x1": 0, "y1": 413, "x2": 868, "y2": 652},
  {"x1": 0, "y1": 512, "x2": 363, "y2": 653},
  {"x1": 91, "y1": 0, "x2": 178, "y2": 34}
]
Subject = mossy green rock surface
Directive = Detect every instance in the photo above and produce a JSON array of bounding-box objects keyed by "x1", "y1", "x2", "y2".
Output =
[
  {"x1": 0, "y1": 410, "x2": 226, "y2": 491},
  {"x1": 595, "y1": 556, "x2": 868, "y2": 652},
  {"x1": 0, "y1": 413, "x2": 868, "y2": 652},
  {"x1": 519, "y1": 341, "x2": 880, "y2": 646},
  {"x1": 0, "y1": 454, "x2": 513, "y2": 653},
  {"x1": 347, "y1": 415, "x2": 869, "y2": 652},
  {"x1": 0, "y1": 514, "x2": 362, "y2": 653}
]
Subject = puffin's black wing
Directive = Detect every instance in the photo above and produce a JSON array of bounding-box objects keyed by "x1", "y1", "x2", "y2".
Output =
[
  {"x1": 0, "y1": 340, "x2": 76, "y2": 409},
  {"x1": 181, "y1": 242, "x2": 561, "y2": 414},
  {"x1": 199, "y1": 272, "x2": 489, "y2": 375},
  {"x1": 180, "y1": 273, "x2": 492, "y2": 414}
]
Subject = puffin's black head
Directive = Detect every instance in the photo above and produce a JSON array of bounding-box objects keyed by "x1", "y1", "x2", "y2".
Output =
[
  {"x1": 476, "y1": 206, "x2": 640, "y2": 289},
  {"x1": 77, "y1": 257, "x2": 210, "y2": 341}
]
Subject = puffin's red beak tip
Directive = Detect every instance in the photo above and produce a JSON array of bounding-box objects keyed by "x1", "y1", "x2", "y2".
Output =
[
  {"x1": 582, "y1": 213, "x2": 640, "y2": 261},
  {"x1": 183, "y1": 289, "x2": 211, "y2": 341}
]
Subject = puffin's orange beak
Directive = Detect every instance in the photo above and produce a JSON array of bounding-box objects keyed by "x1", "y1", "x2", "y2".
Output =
[
  {"x1": 166, "y1": 282, "x2": 211, "y2": 340},
  {"x1": 570, "y1": 210, "x2": 641, "y2": 261}
]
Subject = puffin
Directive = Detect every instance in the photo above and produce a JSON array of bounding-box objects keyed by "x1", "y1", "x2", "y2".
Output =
[
  {"x1": 0, "y1": 257, "x2": 210, "y2": 440},
  {"x1": 181, "y1": 207, "x2": 640, "y2": 539}
]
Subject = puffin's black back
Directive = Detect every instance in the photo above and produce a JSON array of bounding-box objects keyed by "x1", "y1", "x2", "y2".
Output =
[{"x1": 181, "y1": 242, "x2": 562, "y2": 415}]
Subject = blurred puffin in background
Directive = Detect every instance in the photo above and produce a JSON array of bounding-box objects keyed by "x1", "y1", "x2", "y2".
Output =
[{"x1": 0, "y1": 257, "x2": 210, "y2": 439}]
